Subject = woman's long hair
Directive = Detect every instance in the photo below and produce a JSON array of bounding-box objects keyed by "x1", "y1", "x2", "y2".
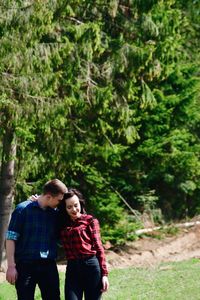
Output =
[{"x1": 57, "y1": 188, "x2": 86, "y2": 230}]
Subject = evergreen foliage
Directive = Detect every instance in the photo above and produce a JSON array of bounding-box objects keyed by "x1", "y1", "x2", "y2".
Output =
[{"x1": 0, "y1": 0, "x2": 200, "y2": 245}]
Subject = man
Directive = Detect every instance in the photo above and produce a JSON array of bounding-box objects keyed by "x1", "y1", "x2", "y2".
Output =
[{"x1": 6, "y1": 178, "x2": 68, "y2": 300}]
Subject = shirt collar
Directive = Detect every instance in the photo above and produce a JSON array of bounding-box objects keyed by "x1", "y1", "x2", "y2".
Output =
[{"x1": 31, "y1": 200, "x2": 54, "y2": 211}]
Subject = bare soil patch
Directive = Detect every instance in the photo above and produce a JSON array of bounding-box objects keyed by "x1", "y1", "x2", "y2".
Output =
[
  {"x1": 0, "y1": 272, "x2": 5, "y2": 283},
  {"x1": 105, "y1": 224, "x2": 200, "y2": 270}
]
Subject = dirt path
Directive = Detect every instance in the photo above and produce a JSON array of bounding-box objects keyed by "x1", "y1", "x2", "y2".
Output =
[
  {"x1": 104, "y1": 224, "x2": 200, "y2": 270},
  {"x1": 1, "y1": 224, "x2": 200, "y2": 283}
]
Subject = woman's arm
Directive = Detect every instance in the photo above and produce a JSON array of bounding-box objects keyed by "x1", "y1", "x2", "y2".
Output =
[
  {"x1": 89, "y1": 218, "x2": 108, "y2": 274},
  {"x1": 89, "y1": 218, "x2": 109, "y2": 291}
]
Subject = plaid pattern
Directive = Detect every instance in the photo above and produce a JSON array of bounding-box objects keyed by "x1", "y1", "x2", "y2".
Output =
[
  {"x1": 60, "y1": 214, "x2": 108, "y2": 276},
  {"x1": 6, "y1": 230, "x2": 19, "y2": 240},
  {"x1": 6, "y1": 200, "x2": 58, "y2": 262}
]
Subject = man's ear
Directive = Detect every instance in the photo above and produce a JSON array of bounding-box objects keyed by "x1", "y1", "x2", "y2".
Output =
[{"x1": 45, "y1": 194, "x2": 52, "y2": 200}]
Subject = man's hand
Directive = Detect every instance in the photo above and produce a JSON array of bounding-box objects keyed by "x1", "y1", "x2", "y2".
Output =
[
  {"x1": 6, "y1": 265, "x2": 18, "y2": 285},
  {"x1": 101, "y1": 275, "x2": 109, "y2": 292}
]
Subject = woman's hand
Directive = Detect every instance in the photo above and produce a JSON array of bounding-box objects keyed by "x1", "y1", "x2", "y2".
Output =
[{"x1": 101, "y1": 275, "x2": 109, "y2": 292}]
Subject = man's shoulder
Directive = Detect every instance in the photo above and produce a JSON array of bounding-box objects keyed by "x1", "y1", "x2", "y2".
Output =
[{"x1": 15, "y1": 199, "x2": 35, "y2": 211}]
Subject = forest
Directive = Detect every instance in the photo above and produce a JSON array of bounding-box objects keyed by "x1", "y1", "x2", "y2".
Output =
[{"x1": 0, "y1": 0, "x2": 200, "y2": 267}]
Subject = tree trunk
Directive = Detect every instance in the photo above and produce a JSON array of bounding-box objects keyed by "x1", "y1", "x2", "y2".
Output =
[{"x1": 0, "y1": 127, "x2": 16, "y2": 269}]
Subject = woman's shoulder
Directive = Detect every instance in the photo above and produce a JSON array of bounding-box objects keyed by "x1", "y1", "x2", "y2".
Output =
[
  {"x1": 81, "y1": 214, "x2": 97, "y2": 223},
  {"x1": 82, "y1": 214, "x2": 93, "y2": 220}
]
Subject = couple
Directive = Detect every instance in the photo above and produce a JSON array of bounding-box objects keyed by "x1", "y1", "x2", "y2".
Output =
[{"x1": 6, "y1": 179, "x2": 109, "y2": 300}]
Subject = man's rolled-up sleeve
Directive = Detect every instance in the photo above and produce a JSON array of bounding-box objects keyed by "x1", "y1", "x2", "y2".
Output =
[
  {"x1": 6, "y1": 206, "x2": 24, "y2": 241},
  {"x1": 6, "y1": 230, "x2": 20, "y2": 240}
]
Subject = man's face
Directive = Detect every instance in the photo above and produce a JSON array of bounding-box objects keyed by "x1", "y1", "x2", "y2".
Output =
[{"x1": 48, "y1": 193, "x2": 64, "y2": 208}]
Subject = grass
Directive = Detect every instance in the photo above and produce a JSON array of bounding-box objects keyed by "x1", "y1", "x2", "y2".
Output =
[
  {"x1": 0, "y1": 272, "x2": 65, "y2": 300},
  {"x1": 103, "y1": 259, "x2": 200, "y2": 300},
  {"x1": 1, "y1": 259, "x2": 200, "y2": 300}
]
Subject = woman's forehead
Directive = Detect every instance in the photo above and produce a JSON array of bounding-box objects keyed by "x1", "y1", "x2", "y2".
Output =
[{"x1": 65, "y1": 194, "x2": 79, "y2": 203}]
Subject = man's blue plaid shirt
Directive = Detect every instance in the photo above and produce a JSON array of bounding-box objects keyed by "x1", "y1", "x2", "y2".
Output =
[{"x1": 6, "y1": 200, "x2": 58, "y2": 262}]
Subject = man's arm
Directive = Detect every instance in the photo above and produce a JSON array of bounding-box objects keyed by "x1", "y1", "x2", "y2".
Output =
[
  {"x1": 6, "y1": 239, "x2": 18, "y2": 284},
  {"x1": 5, "y1": 203, "x2": 25, "y2": 284}
]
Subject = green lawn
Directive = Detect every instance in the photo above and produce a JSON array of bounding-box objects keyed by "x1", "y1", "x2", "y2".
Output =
[{"x1": 1, "y1": 259, "x2": 200, "y2": 300}]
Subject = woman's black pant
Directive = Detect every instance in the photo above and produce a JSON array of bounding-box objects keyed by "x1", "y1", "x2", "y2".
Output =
[
  {"x1": 65, "y1": 256, "x2": 102, "y2": 300},
  {"x1": 15, "y1": 260, "x2": 60, "y2": 300}
]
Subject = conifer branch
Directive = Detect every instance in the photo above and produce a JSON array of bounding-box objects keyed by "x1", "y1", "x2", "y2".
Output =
[
  {"x1": 0, "y1": 2, "x2": 34, "y2": 10},
  {"x1": 67, "y1": 17, "x2": 84, "y2": 25},
  {"x1": 72, "y1": 121, "x2": 87, "y2": 133}
]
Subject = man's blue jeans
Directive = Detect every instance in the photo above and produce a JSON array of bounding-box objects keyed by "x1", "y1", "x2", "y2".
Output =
[
  {"x1": 65, "y1": 256, "x2": 102, "y2": 300},
  {"x1": 15, "y1": 260, "x2": 60, "y2": 300}
]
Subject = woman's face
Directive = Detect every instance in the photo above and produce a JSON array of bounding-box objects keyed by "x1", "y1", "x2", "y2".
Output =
[{"x1": 65, "y1": 194, "x2": 81, "y2": 220}]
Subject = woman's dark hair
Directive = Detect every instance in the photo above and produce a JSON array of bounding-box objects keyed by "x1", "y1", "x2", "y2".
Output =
[
  {"x1": 63, "y1": 188, "x2": 86, "y2": 213},
  {"x1": 57, "y1": 188, "x2": 86, "y2": 230}
]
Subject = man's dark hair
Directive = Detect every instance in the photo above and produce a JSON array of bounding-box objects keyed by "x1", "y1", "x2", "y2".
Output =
[{"x1": 43, "y1": 179, "x2": 67, "y2": 196}]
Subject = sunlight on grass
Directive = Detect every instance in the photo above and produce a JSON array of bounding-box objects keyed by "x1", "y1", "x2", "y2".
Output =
[
  {"x1": 103, "y1": 259, "x2": 200, "y2": 300},
  {"x1": 1, "y1": 259, "x2": 200, "y2": 300}
]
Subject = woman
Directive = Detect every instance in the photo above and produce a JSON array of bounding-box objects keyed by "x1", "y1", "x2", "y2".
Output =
[{"x1": 58, "y1": 188, "x2": 109, "y2": 300}]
